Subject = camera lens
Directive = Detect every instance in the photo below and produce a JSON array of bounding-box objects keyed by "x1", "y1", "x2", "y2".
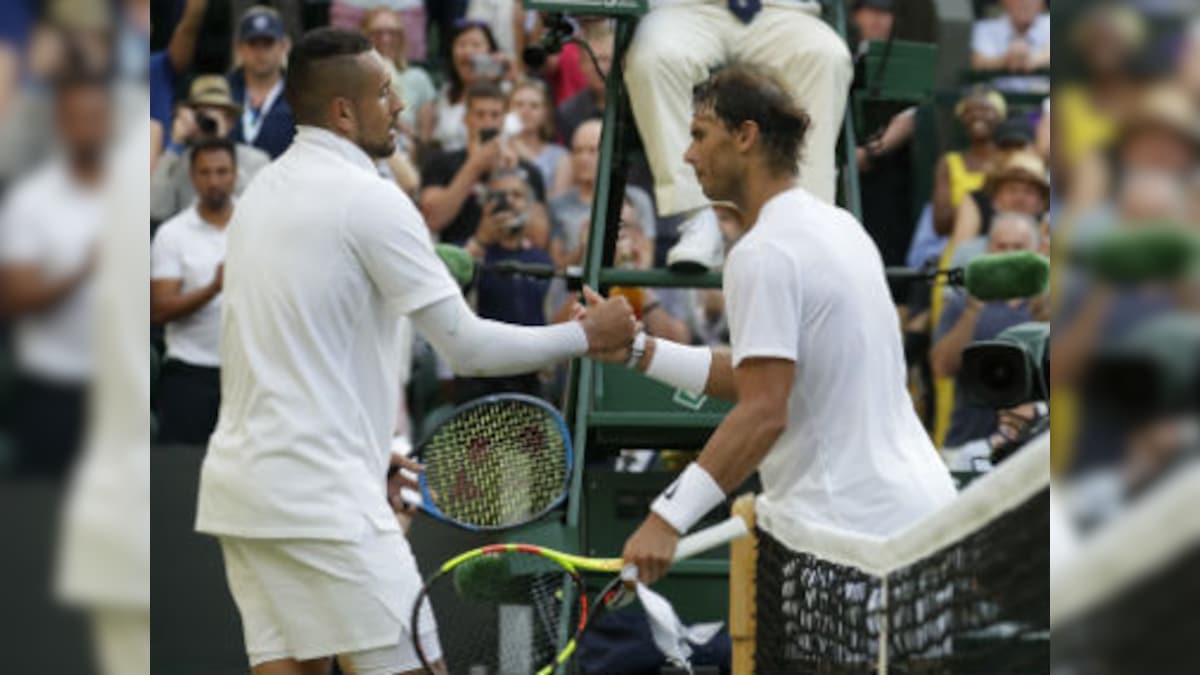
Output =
[{"x1": 196, "y1": 113, "x2": 218, "y2": 135}]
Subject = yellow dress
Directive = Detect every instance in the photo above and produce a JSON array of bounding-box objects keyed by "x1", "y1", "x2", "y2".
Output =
[{"x1": 930, "y1": 152, "x2": 988, "y2": 448}]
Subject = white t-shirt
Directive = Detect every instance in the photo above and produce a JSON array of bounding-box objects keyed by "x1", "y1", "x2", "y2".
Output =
[
  {"x1": 724, "y1": 188, "x2": 955, "y2": 537},
  {"x1": 194, "y1": 126, "x2": 460, "y2": 541},
  {"x1": 0, "y1": 159, "x2": 101, "y2": 382},
  {"x1": 971, "y1": 13, "x2": 1051, "y2": 93},
  {"x1": 150, "y1": 205, "x2": 228, "y2": 368}
]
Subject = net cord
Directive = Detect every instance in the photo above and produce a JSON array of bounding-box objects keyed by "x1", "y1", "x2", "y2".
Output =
[
  {"x1": 755, "y1": 431, "x2": 1050, "y2": 577},
  {"x1": 1050, "y1": 460, "x2": 1200, "y2": 627}
]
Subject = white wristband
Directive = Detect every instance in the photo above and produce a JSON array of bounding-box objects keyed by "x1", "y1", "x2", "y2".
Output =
[
  {"x1": 644, "y1": 338, "x2": 712, "y2": 395},
  {"x1": 651, "y1": 462, "x2": 725, "y2": 534}
]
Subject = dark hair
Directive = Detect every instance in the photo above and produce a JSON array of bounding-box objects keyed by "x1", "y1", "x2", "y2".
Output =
[
  {"x1": 446, "y1": 21, "x2": 499, "y2": 102},
  {"x1": 464, "y1": 80, "x2": 506, "y2": 110},
  {"x1": 691, "y1": 63, "x2": 810, "y2": 176},
  {"x1": 190, "y1": 136, "x2": 237, "y2": 168},
  {"x1": 285, "y1": 28, "x2": 374, "y2": 126}
]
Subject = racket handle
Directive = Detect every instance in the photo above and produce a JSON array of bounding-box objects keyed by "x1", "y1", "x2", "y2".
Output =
[{"x1": 673, "y1": 515, "x2": 749, "y2": 561}]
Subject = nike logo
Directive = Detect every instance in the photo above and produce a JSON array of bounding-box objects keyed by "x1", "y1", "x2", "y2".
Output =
[{"x1": 663, "y1": 480, "x2": 680, "y2": 500}]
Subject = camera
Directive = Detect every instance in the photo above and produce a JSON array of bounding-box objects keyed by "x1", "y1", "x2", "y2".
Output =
[
  {"x1": 195, "y1": 111, "x2": 219, "y2": 137},
  {"x1": 479, "y1": 127, "x2": 501, "y2": 144},
  {"x1": 960, "y1": 322, "x2": 1049, "y2": 409},
  {"x1": 486, "y1": 190, "x2": 510, "y2": 214},
  {"x1": 1084, "y1": 313, "x2": 1200, "y2": 426},
  {"x1": 470, "y1": 53, "x2": 505, "y2": 80}
]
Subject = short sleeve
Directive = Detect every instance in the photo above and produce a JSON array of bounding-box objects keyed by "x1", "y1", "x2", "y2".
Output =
[
  {"x1": 419, "y1": 151, "x2": 457, "y2": 190},
  {"x1": 934, "y1": 292, "x2": 967, "y2": 341},
  {"x1": 725, "y1": 243, "x2": 800, "y2": 367},
  {"x1": 347, "y1": 183, "x2": 460, "y2": 315},
  {"x1": 0, "y1": 186, "x2": 42, "y2": 263},
  {"x1": 150, "y1": 220, "x2": 183, "y2": 280}
]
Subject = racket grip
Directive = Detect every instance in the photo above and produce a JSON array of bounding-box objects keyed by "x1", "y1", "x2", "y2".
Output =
[{"x1": 673, "y1": 515, "x2": 749, "y2": 561}]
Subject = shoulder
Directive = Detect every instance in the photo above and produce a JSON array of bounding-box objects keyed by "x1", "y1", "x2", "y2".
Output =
[{"x1": 154, "y1": 208, "x2": 197, "y2": 242}]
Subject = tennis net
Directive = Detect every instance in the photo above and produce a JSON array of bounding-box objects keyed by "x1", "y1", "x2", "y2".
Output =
[{"x1": 730, "y1": 434, "x2": 1050, "y2": 674}]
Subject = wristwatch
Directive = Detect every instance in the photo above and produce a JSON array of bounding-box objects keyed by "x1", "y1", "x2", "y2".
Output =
[{"x1": 625, "y1": 331, "x2": 647, "y2": 369}]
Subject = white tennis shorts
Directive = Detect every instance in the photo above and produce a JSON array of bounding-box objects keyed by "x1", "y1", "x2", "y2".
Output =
[{"x1": 218, "y1": 519, "x2": 442, "y2": 671}]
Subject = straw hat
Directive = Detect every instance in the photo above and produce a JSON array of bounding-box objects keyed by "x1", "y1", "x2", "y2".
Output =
[
  {"x1": 985, "y1": 151, "x2": 1051, "y2": 200},
  {"x1": 1121, "y1": 86, "x2": 1200, "y2": 150},
  {"x1": 187, "y1": 75, "x2": 242, "y2": 115}
]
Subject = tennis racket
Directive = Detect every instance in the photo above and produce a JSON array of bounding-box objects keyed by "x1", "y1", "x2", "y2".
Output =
[
  {"x1": 410, "y1": 515, "x2": 749, "y2": 675},
  {"x1": 392, "y1": 393, "x2": 573, "y2": 531}
]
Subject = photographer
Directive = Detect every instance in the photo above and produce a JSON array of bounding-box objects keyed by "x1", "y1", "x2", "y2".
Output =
[
  {"x1": 930, "y1": 213, "x2": 1048, "y2": 470},
  {"x1": 420, "y1": 80, "x2": 545, "y2": 246},
  {"x1": 455, "y1": 168, "x2": 553, "y2": 402},
  {"x1": 424, "y1": 20, "x2": 518, "y2": 154},
  {"x1": 150, "y1": 75, "x2": 270, "y2": 225}
]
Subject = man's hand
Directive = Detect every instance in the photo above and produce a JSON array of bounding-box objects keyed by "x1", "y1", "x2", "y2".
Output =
[
  {"x1": 171, "y1": 106, "x2": 198, "y2": 147},
  {"x1": 621, "y1": 512, "x2": 680, "y2": 585},
  {"x1": 474, "y1": 197, "x2": 508, "y2": 247},
  {"x1": 388, "y1": 453, "x2": 424, "y2": 533},
  {"x1": 579, "y1": 285, "x2": 636, "y2": 355},
  {"x1": 466, "y1": 131, "x2": 503, "y2": 176},
  {"x1": 211, "y1": 263, "x2": 224, "y2": 293}
]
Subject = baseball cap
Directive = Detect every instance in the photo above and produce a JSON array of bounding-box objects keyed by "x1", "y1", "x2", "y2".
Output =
[{"x1": 238, "y1": 7, "x2": 285, "y2": 42}]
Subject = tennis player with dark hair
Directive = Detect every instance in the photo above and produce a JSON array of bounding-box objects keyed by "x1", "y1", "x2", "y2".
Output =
[
  {"x1": 609, "y1": 63, "x2": 957, "y2": 584},
  {"x1": 193, "y1": 28, "x2": 636, "y2": 675}
]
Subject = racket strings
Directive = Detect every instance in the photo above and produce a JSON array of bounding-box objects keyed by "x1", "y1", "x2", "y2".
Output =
[{"x1": 424, "y1": 401, "x2": 568, "y2": 527}]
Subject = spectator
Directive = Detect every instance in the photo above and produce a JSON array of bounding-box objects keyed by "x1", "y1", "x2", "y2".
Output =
[
  {"x1": 425, "y1": 19, "x2": 517, "y2": 153},
  {"x1": 330, "y1": 0, "x2": 428, "y2": 64},
  {"x1": 420, "y1": 81, "x2": 545, "y2": 246},
  {"x1": 556, "y1": 21, "x2": 612, "y2": 150},
  {"x1": 548, "y1": 118, "x2": 656, "y2": 269},
  {"x1": 149, "y1": 0, "x2": 207, "y2": 130},
  {"x1": 455, "y1": 167, "x2": 552, "y2": 401},
  {"x1": 0, "y1": 70, "x2": 109, "y2": 478},
  {"x1": 361, "y1": 6, "x2": 436, "y2": 152},
  {"x1": 465, "y1": 0, "x2": 528, "y2": 63},
  {"x1": 851, "y1": 0, "x2": 895, "y2": 46},
  {"x1": 951, "y1": 149, "x2": 1049, "y2": 247},
  {"x1": 970, "y1": 0, "x2": 1050, "y2": 94},
  {"x1": 509, "y1": 78, "x2": 570, "y2": 197},
  {"x1": 1115, "y1": 86, "x2": 1199, "y2": 178},
  {"x1": 228, "y1": 6, "x2": 295, "y2": 159},
  {"x1": 150, "y1": 137, "x2": 234, "y2": 445},
  {"x1": 624, "y1": 1, "x2": 852, "y2": 270},
  {"x1": 932, "y1": 85, "x2": 1006, "y2": 236},
  {"x1": 930, "y1": 213, "x2": 1046, "y2": 468},
  {"x1": 151, "y1": 75, "x2": 270, "y2": 224}
]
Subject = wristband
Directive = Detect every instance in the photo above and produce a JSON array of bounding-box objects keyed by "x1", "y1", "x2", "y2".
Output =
[
  {"x1": 644, "y1": 338, "x2": 711, "y2": 395},
  {"x1": 625, "y1": 331, "x2": 646, "y2": 369},
  {"x1": 651, "y1": 462, "x2": 725, "y2": 534}
]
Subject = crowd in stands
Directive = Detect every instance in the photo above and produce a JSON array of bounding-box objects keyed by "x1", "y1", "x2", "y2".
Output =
[{"x1": 0, "y1": 0, "x2": 1103, "y2": 486}]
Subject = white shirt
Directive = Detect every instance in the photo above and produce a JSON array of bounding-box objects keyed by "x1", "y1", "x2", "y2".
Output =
[
  {"x1": 0, "y1": 159, "x2": 102, "y2": 382},
  {"x1": 195, "y1": 126, "x2": 460, "y2": 541},
  {"x1": 150, "y1": 205, "x2": 228, "y2": 367},
  {"x1": 971, "y1": 13, "x2": 1051, "y2": 93},
  {"x1": 724, "y1": 188, "x2": 955, "y2": 537}
]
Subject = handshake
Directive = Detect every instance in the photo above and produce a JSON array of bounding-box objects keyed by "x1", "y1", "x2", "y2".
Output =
[{"x1": 576, "y1": 286, "x2": 640, "y2": 364}]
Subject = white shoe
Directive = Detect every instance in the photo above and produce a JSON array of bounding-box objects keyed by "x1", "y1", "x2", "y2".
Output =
[{"x1": 666, "y1": 207, "x2": 724, "y2": 272}]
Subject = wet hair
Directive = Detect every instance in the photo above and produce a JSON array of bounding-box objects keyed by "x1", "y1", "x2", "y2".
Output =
[{"x1": 691, "y1": 63, "x2": 810, "y2": 176}]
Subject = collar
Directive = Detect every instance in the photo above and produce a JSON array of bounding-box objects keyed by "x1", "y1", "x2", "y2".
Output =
[{"x1": 293, "y1": 125, "x2": 378, "y2": 175}]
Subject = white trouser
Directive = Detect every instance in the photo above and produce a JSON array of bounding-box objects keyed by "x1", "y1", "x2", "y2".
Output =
[{"x1": 625, "y1": 3, "x2": 853, "y2": 214}]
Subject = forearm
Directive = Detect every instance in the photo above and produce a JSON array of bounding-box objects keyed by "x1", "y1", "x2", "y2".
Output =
[
  {"x1": 930, "y1": 309, "x2": 980, "y2": 377},
  {"x1": 167, "y1": 4, "x2": 206, "y2": 73},
  {"x1": 971, "y1": 53, "x2": 1008, "y2": 70},
  {"x1": 0, "y1": 268, "x2": 89, "y2": 316},
  {"x1": 1049, "y1": 291, "x2": 1111, "y2": 386},
  {"x1": 411, "y1": 294, "x2": 588, "y2": 376},
  {"x1": 696, "y1": 400, "x2": 786, "y2": 492},
  {"x1": 421, "y1": 165, "x2": 480, "y2": 232},
  {"x1": 151, "y1": 284, "x2": 219, "y2": 324}
]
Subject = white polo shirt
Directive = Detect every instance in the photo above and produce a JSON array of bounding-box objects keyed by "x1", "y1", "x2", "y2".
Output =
[
  {"x1": 195, "y1": 126, "x2": 460, "y2": 542},
  {"x1": 0, "y1": 159, "x2": 101, "y2": 383},
  {"x1": 724, "y1": 188, "x2": 955, "y2": 537},
  {"x1": 151, "y1": 205, "x2": 228, "y2": 368},
  {"x1": 971, "y1": 13, "x2": 1051, "y2": 93}
]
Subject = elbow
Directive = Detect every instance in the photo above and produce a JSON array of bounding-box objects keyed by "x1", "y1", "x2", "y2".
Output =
[{"x1": 744, "y1": 398, "x2": 788, "y2": 438}]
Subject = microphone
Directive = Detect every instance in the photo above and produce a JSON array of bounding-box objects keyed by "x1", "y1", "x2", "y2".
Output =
[
  {"x1": 1082, "y1": 225, "x2": 1199, "y2": 285},
  {"x1": 434, "y1": 243, "x2": 477, "y2": 289},
  {"x1": 963, "y1": 251, "x2": 1050, "y2": 301}
]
